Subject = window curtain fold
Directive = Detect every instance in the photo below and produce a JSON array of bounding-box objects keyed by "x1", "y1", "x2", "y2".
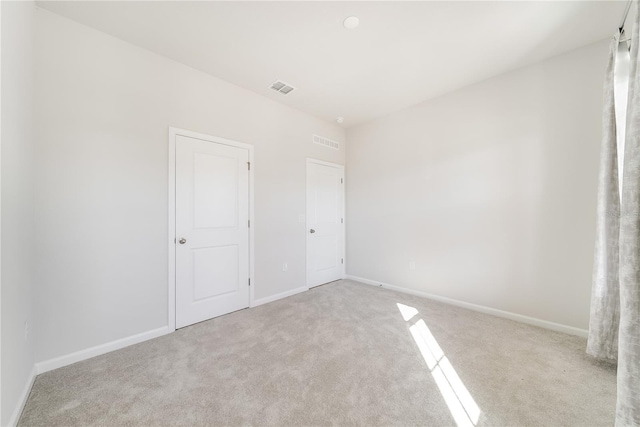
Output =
[
  {"x1": 587, "y1": 37, "x2": 621, "y2": 363},
  {"x1": 590, "y1": 1, "x2": 640, "y2": 424},
  {"x1": 617, "y1": 0, "x2": 640, "y2": 424}
]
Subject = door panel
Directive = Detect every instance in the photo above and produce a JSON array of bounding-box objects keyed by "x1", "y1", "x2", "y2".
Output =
[
  {"x1": 315, "y1": 172, "x2": 339, "y2": 222},
  {"x1": 307, "y1": 160, "x2": 344, "y2": 288},
  {"x1": 315, "y1": 235, "x2": 338, "y2": 271},
  {"x1": 176, "y1": 134, "x2": 249, "y2": 329},
  {"x1": 192, "y1": 245, "x2": 239, "y2": 300},
  {"x1": 193, "y1": 153, "x2": 238, "y2": 229}
]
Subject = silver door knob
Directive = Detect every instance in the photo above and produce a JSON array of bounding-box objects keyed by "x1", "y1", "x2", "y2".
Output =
[
  {"x1": 178, "y1": 238, "x2": 187, "y2": 244},
  {"x1": 310, "y1": 229, "x2": 315, "y2": 234}
]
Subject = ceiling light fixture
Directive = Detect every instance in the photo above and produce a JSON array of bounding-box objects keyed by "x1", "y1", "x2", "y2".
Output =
[
  {"x1": 336, "y1": 117, "x2": 344, "y2": 124},
  {"x1": 343, "y1": 16, "x2": 359, "y2": 30}
]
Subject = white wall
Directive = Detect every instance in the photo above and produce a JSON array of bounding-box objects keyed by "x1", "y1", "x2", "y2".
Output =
[
  {"x1": 33, "y1": 8, "x2": 345, "y2": 363},
  {"x1": 1, "y1": 1, "x2": 36, "y2": 425},
  {"x1": 346, "y1": 40, "x2": 608, "y2": 330}
]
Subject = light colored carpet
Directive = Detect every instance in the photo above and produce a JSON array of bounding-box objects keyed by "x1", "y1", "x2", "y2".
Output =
[{"x1": 19, "y1": 279, "x2": 616, "y2": 426}]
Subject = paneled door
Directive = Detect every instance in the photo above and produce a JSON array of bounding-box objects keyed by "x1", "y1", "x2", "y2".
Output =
[
  {"x1": 175, "y1": 133, "x2": 250, "y2": 329},
  {"x1": 306, "y1": 159, "x2": 345, "y2": 288}
]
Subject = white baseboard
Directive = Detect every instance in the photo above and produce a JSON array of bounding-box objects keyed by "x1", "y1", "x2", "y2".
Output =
[
  {"x1": 251, "y1": 286, "x2": 308, "y2": 307},
  {"x1": 35, "y1": 326, "x2": 171, "y2": 374},
  {"x1": 8, "y1": 365, "x2": 37, "y2": 427},
  {"x1": 35, "y1": 284, "x2": 313, "y2": 376},
  {"x1": 345, "y1": 275, "x2": 588, "y2": 337}
]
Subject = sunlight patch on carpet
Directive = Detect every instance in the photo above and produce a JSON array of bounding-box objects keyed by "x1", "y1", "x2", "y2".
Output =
[{"x1": 397, "y1": 303, "x2": 481, "y2": 426}]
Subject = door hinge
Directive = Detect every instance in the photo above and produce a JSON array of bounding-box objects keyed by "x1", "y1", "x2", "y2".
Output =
[
  {"x1": 248, "y1": 278, "x2": 251, "y2": 286},
  {"x1": 341, "y1": 258, "x2": 344, "y2": 264},
  {"x1": 341, "y1": 178, "x2": 343, "y2": 184},
  {"x1": 248, "y1": 219, "x2": 250, "y2": 228},
  {"x1": 247, "y1": 161, "x2": 251, "y2": 170},
  {"x1": 341, "y1": 218, "x2": 344, "y2": 224}
]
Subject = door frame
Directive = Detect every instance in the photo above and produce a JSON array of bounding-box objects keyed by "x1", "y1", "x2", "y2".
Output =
[
  {"x1": 305, "y1": 158, "x2": 346, "y2": 289},
  {"x1": 168, "y1": 127, "x2": 255, "y2": 332}
]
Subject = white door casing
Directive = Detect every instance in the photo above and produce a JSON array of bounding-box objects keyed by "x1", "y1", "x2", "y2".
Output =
[
  {"x1": 168, "y1": 128, "x2": 254, "y2": 330},
  {"x1": 306, "y1": 159, "x2": 345, "y2": 288}
]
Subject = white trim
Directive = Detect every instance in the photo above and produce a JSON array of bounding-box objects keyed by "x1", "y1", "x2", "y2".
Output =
[
  {"x1": 346, "y1": 275, "x2": 588, "y2": 337},
  {"x1": 252, "y1": 286, "x2": 309, "y2": 307},
  {"x1": 306, "y1": 158, "x2": 344, "y2": 169},
  {"x1": 168, "y1": 127, "x2": 256, "y2": 323},
  {"x1": 248, "y1": 143, "x2": 256, "y2": 308},
  {"x1": 35, "y1": 326, "x2": 171, "y2": 375},
  {"x1": 305, "y1": 158, "x2": 346, "y2": 289},
  {"x1": 7, "y1": 366, "x2": 37, "y2": 427},
  {"x1": 168, "y1": 129, "x2": 176, "y2": 331}
]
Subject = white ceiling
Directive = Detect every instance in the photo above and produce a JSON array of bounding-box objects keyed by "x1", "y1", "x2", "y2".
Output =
[{"x1": 37, "y1": 1, "x2": 627, "y2": 128}]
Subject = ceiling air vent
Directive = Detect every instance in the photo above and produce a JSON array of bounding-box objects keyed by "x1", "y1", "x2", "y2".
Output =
[
  {"x1": 313, "y1": 134, "x2": 340, "y2": 150},
  {"x1": 269, "y1": 80, "x2": 295, "y2": 95}
]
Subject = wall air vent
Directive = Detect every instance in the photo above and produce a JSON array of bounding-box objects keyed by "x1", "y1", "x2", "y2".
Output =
[
  {"x1": 269, "y1": 80, "x2": 295, "y2": 95},
  {"x1": 313, "y1": 134, "x2": 340, "y2": 150}
]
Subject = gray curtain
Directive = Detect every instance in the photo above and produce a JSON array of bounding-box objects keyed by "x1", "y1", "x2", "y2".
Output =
[
  {"x1": 587, "y1": 37, "x2": 621, "y2": 362},
  {"x1": 589, "y1": 1, "x2": 640, "y2": 423},
  {"x1": 618, "y1": 0, "x2": 640, "y2": 424}
]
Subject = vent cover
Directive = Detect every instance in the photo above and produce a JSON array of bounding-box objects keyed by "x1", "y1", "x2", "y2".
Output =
[
  {"x1": 313, "y1": 134, "x2": 340, "y2": 150},
  {"x1": 269, "y1": 80, "x2": 295, "y2": 95}
]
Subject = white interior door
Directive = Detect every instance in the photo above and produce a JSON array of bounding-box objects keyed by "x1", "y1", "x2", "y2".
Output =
[
  {"x1": 175, "y1": 134, "x2": 250, "y2": 329},
  {"x1": 307, "y1": 159, "x2": 345, "y2": 288}
]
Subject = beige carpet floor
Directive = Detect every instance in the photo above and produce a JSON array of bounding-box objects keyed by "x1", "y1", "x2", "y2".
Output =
[{"x1": 19, "y1": 279, "x2": 616, "y2": 426}]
